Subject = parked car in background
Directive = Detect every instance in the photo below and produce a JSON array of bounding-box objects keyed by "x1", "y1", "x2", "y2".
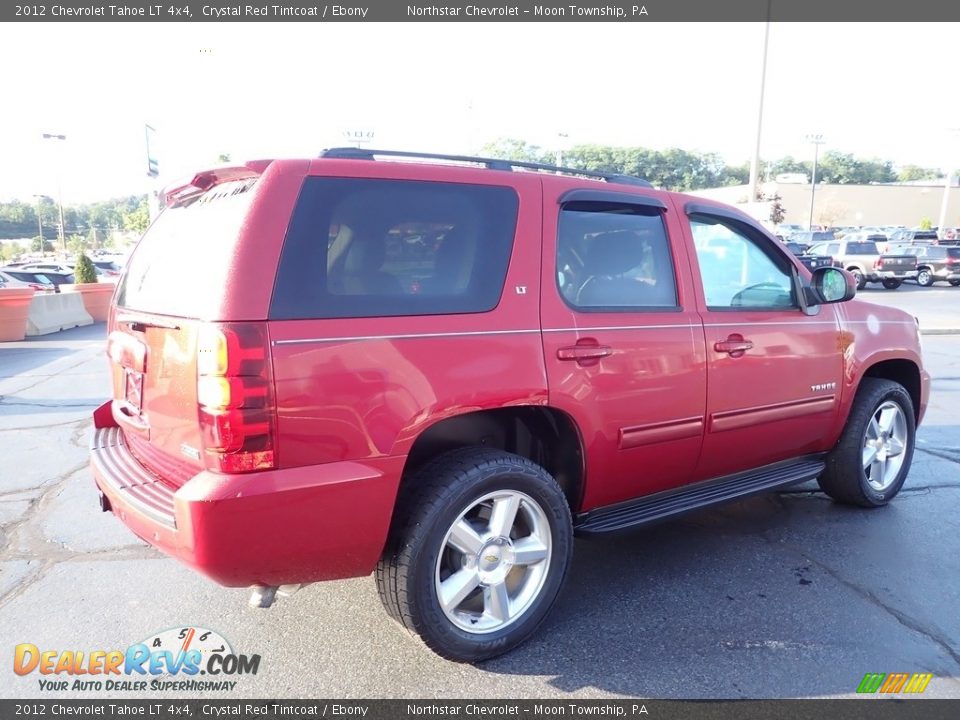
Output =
[
  {"x1": 777, "y1": 223, "x2": 805, "y2": 238},
  {"x1": 0, "y1": 269, "x2": 55, "y2": 291},
  {"x1": 784, "y1": 242, "x2": 834, "y2": 272},
  {"x1": 892, "y1": 245, "x2": 960, "y2": 287},
  {"x1": 789, "y1": 230, "x2": 836, "y2": 246},
  {"x1": 881, "y1": 229, "x2": 939, "y2": 253},
  {"x1": 807, "y1": 236, "x2": 918, "y2": 289},
  {"x1": 91, "y1": 260, "x2": 123, "y2": 277},
  {"x1": 18, "y1": 262, "x2": 113, "y2": 282},
  {"x1": 1, "y1": 267, "x2": 75, "y2": 289}
]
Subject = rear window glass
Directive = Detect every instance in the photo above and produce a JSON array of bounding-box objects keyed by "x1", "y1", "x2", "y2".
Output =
[
  {"x1": 947, "y1": 248, "x2": 960, "y2": 259},
  {"x1": 116, "y1": 179, "x2": 258, "y2": 316},
  {"x1": 270, "y1": 178, "x2": 518, "y2": 319},
  {"x1": 847, "y1": 242, "x2": 878, "y2": 254}
]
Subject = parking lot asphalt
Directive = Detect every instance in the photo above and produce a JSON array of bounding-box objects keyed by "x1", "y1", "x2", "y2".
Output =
[
  {"x1": 1, "y1": 321, "x2": 958, "y2": 700},
  {"x1": 855, "y1": 282, "x2": 960, "y2": 333}
]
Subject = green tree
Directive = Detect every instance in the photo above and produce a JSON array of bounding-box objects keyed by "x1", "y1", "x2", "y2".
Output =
[
  {"x1": 816, "y1": 151, "x2": 895, "y2": 184},
  {"x1": 762, "y1": 192, "x2": 786, "y2": 224},
  {"x1": 67, "y1": 234, "x2": 89, "y2": 255},
  {"x1": 122, "y1": 199, "x2": 151, "y2": 235},
  {"x1": 479, "y1": 138, "x2": 550, "y2": 164},
  {"x1": 919, "y1": 217, "x2": 933, "y2": 230},
  {"x1": 767, "y1": 156, "x2": 810, "y2": 179},
  {"x1": 30, "y1": 236, "x2": 54, "y2": 253},
  {"x1": 897, "y1": 165, "x2": 941, "y2": 182},
  {"x1": 73, "y1": 252, "x2": 98, "y2": 284}
]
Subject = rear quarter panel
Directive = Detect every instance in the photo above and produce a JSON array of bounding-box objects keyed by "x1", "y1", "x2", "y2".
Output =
[
  {"x1": 269, "y1": 163, "x2": 547, "y2": 468},
  {"x1": 215, "y1": 159, "x2": 311, "y2": 321}
]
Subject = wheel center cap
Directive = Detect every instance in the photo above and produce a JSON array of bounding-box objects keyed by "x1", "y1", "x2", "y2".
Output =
[
  {"x1": 480, "y1": 546, "x2": 502, "y2": 570},
  {"x1": 477, "y1": 538, "x2": 513, "y2": 583}
]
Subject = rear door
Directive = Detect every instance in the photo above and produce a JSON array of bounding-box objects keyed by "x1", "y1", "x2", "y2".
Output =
[
  {"x1": 540, "y1": 185, "x2": 707, "y2": 511},
  {"x1": 680, "y1": 202, "x2": 843, "y2": 480}
]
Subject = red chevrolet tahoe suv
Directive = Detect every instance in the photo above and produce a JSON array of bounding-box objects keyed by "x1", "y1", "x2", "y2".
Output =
[{"x1": 90, "y1": 149, "x2": 929, "y2": 662}]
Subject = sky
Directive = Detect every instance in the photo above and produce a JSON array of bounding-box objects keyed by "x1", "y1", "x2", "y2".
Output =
[{"x1": 3, "y1": 21, "x2": 960, "y2": 204}]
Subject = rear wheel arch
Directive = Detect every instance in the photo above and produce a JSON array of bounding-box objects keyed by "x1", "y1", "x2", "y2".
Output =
[{"x1": 396, "y1": 407, "x2": 586, "y2": 515}]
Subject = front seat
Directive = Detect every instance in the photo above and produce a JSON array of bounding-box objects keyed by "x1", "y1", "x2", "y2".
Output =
[{"x1": 577, "y1": 230, "x2": 658, "y2": 307}]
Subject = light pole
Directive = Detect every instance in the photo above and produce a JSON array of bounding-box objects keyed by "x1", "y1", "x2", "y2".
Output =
[
  {"x1": 806, "y1": 134, "x2": 825, "y2": 230},
  {"x1": 555, "y1": 132, "x2": 569, "y2": 169},
  {"x1": 748, "y1": 7, "x2": 772, "y2": 201},
  {"x1": 42, "y1": 133, "x2": 67, "y2": 253},
  {"x1": 32, "y1": 195, "x2": 51, "y2": 251}
]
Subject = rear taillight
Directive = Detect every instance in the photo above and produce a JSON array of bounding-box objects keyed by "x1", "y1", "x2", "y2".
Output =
[
  {"x1": 197, "y1": 323, "x2": 276, "y2": 473},
  {"x1": 875, "y1": 258, "x2": 884, "y2": 269}
]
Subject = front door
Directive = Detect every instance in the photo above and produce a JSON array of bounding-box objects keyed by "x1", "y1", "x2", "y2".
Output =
[{"x1": 681, "y1": 205, "x2": 844, "y2": 480}]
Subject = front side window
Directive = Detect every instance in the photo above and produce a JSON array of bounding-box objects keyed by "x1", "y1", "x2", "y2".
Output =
[
  {"x1": 271, "y1": 178, "x2": 518, "y2": 319},
  {"x1": 556, "y1": 202, "x2": 677, "y2": 311},
  {"x1": 690, "y1": 215, "x2": 796, "y2": 310}
]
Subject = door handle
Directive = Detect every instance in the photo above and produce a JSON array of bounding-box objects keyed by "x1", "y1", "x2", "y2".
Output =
[
  {"x1": 557, "y1": 345, "x2": 613, "y2": 362},
  {"x1": 714, "y1": 335, "x2": 753, "y2": 358}
]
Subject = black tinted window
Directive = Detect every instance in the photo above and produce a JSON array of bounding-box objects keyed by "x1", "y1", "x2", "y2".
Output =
[
  {"x1": 847, "y1": 242, "x2": 878, "y2": 254},
  {"x1": 271, "y1": 178, "x2": 518, "y2": 319},
  {"x1": 947, "y1": 248, "x2": 960, "y2": 259},
  {"x1": 557, "y1": 202, "x2": 677, "y2": 311}
]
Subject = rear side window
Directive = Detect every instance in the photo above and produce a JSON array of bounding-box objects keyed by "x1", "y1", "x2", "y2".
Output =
[
  {"x1": 947, "y1": 248, "x2": 960, "y2": 259},
  {"x1": 270, "y1": 178, "x2": 518, "y2": 319},
  {"x1": 847, "y1": 242, "x2": 878, "y2": 254},
  {"x1": 116, "y1": 178, "x2": 258, "y2": 317}
]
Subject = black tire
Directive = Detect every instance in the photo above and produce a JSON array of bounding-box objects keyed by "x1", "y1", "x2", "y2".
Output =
[
  {"x1": 818, "y1": 378, "x2": 915, "y2": 507},
  {"x1": 376, "y1": 448, "x2": 573, "y2": 662},
  {"x1": 881, "y1": 279, "x2": 902, "y2": 290},
  {"x1": 916, "y1": 267, "x2": 935, "y2": 287},
  {"x1": 949, "y1": 279, "x2": 960, "y2": 287},
  {"x1": 849, "y1": 268, "x2": 867, "y2": 290}
]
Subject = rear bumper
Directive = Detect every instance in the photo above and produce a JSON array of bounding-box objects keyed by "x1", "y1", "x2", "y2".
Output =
[
  {"x1": 868, "y1": 270, "x2": 918, "y2": 281},
  {"x1": 90, "y1": 402, "x2": 404, "y2": 587}
]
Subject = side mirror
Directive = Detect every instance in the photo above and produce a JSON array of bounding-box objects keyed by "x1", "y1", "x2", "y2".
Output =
[{"x1": 806, "y1": 266, "x2": 856, "y2": 305}]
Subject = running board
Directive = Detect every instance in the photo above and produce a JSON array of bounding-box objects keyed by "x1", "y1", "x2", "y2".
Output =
[{"x1": 574, "y1": 456, "x2": 826, "y2": 535}]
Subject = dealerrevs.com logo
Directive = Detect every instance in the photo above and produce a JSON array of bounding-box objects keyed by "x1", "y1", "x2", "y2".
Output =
[{"x1": 14, "y1": 626, "x2": 260, "y2": 692}]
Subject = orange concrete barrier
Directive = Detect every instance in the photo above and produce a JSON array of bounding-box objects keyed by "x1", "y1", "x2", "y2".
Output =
[{"x1": 0, "y1": 288, "x2": 36, "y2": 341}]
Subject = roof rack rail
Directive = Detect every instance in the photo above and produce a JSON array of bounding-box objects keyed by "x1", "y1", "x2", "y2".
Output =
[{"x1": 319, "y1": 147, "x2": 653, "y2": 189}]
